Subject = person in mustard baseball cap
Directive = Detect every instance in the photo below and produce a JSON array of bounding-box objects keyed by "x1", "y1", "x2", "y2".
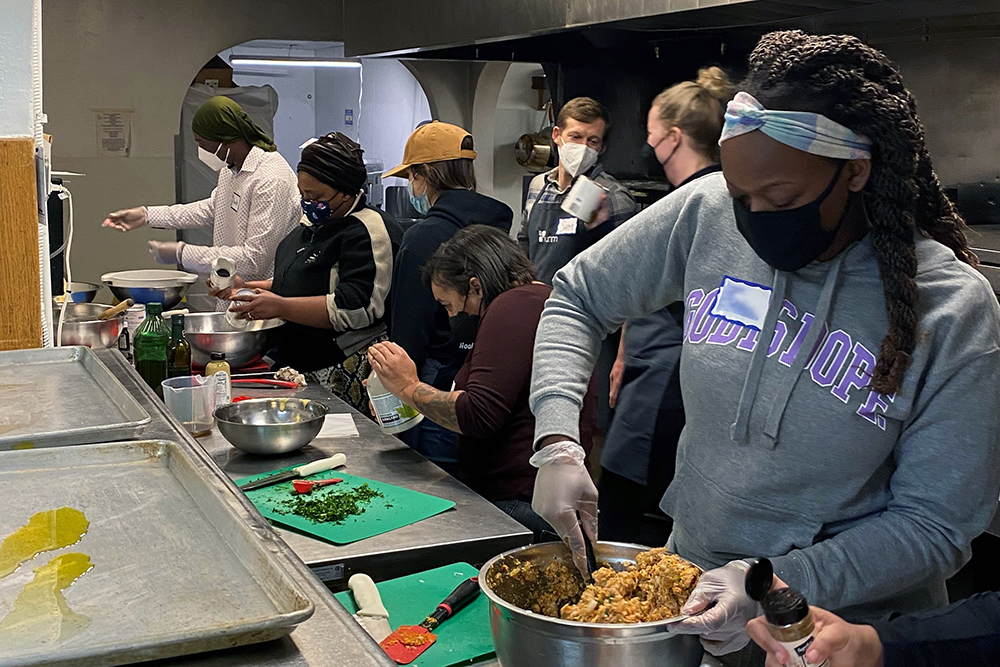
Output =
[{"x1": 383, "y1": 121, "x2": 513, "y2": 472}]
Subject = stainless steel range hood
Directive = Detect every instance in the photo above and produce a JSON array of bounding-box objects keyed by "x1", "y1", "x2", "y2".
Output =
[{"x1": 343, "y1": 0, "x2": 884, "y2": 57}]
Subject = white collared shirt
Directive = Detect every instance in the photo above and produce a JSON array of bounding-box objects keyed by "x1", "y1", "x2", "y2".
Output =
[{"x1": 147, "y1": 146, "x2": 301, "y2": 282}]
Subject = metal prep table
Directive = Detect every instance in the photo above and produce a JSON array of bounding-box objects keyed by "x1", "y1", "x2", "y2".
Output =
[{"x1": 97, "y1": 349, "x2": 532, "y2": 585}]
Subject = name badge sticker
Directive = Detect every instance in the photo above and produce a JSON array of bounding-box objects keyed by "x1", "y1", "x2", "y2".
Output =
[
  {"x1": 556, "y1": 217, "x2": 578, "y2": 235},
  {"x1": 231, "y1": 192, "x2": 242, "y2": 212},
  {"x1": 711, "y1": 276, "x2": 773, "y2": 330}
]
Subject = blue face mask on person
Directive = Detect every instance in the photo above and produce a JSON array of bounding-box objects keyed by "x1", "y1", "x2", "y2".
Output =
[
  {"x1": 408, "y1": 180, "x2": 431, "y2": 216},
  {"x1": 301, "y1": 197, "x2": 334, "y2": 223}
]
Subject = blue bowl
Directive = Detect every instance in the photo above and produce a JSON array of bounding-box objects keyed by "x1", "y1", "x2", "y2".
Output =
[{"x1": 68, "y1": 282, "x2": 101, "y2": 303}]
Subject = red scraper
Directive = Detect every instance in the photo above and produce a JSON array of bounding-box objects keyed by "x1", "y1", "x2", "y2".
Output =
[{"x1": 379, "y1": 577, "x2": 480, "y2": 664}]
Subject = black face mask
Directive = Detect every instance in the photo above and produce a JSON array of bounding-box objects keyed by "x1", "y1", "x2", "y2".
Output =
[
  {"x1": 449, "y1": 312, "x2": 479, "y2": 345},
  {"x1": 733, "y1": 160, "x2": 849, "y2": 272},
  {"x1": 640, "y1": 142, "x2": 665, "y2": 180}
]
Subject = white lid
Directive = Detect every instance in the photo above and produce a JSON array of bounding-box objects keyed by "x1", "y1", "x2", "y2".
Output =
[{"x1": 101, "y1": 269, "x2": 198, "y2": 288}]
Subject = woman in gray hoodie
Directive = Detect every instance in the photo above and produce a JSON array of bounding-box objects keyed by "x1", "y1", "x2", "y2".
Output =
[{"x1": 528, "y1": 30, "x2": 1000, "y2": 666}]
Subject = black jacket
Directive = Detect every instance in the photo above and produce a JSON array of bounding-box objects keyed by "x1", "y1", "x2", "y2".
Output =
[
  {"x1": 389, "y1": 189, "x2": 513, "y2": 388},
  {"x1": 271, "y1": 199, "x2": 402, "y2": 372}
]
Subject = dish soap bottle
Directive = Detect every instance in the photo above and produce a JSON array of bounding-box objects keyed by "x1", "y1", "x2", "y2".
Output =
[
  {"x1": 205, "y1": 352, "x2": 231, "y2": 408},
  {"x1": 745, "y1": 558, "x2": 828, "y2": 667},
  {"x1": 366, "y1": 370, "x2": 423, "y2": 434},
  {"x1": 166, "y1": 313, "x2": 192, "y2": 378},
  {"x1": 133, "y1": 302, "x2": 169, "y2": 399}
]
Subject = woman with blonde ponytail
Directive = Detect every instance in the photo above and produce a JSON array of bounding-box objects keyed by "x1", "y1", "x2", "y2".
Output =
[{"x1": 601, "y1": 67, "x2": 734, "y2": 546}]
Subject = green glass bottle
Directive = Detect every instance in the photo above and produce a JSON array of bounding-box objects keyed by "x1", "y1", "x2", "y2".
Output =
[
  {"x1": 166, "y1": 314, "x2": 192, "y2": 378},
  {"x1": 134, "y1": 302, "x2": 169, "y2": 398}
]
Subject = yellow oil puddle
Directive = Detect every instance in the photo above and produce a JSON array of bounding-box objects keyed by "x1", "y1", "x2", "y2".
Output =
[
  {"x1": 0, "y1": 552, "x2": 94, "y2": 643},
  {"x1": 0, "y1": 508, "x2": 89, "y2": 579}
]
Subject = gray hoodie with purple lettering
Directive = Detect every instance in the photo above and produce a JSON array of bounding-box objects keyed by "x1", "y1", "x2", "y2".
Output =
[{"x1": 530, "y1": 171, "x2": 1000, "y2": 621}]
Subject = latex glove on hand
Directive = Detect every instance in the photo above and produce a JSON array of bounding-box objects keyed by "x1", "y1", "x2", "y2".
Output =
[
  {"x1": 675, "y1": 560, "x2": 760, "y2": 656},
  {"x1": 207, "y1": 275, "x2": 245, "y2": 300},
  {"x1": 103, "y1": 206, "x2": 148, "y2": 231},
  {"x1": 530, "y1": 441, "x2": 598, "y2": 577},
  {"x1": 148, "y1": 240, "x2": 184, "y2": 265}
]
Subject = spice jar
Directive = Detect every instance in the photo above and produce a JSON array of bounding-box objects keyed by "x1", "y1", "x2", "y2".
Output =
[{"x1": 745, "y1": 558, "x2": 828, "y2": 667}]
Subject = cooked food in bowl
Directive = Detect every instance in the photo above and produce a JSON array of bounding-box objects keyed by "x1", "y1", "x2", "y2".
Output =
[{"x1": 488, "y1": 547, "x2": 700, "y2": 624}]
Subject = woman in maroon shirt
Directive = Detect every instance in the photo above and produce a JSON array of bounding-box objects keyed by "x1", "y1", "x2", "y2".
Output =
[{"x1": 369, "y1": 225, "x2": 597, "y2": 539}]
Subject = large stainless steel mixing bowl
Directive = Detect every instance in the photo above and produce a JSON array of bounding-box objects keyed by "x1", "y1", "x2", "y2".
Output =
[
  {"x1": 480, "y1": 542, "x2": 703, "y2": 667},
  {"x1": 186, "y1": 312, "x2": 284, "y2": 368},
  {"x1": 53, "y1": 303, "x2": 122, "y2": 348},
  {"x1": 102, "y1": 269, "x2": 198, "y2": 310},
  {"x1": 214, "y1": 398, "x2": 329, "y2": 455}
]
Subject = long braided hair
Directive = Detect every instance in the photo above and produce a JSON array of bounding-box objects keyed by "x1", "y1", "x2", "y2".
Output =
[{"x1": 741, "y1": 30, "x2": 976, "y2": 395}]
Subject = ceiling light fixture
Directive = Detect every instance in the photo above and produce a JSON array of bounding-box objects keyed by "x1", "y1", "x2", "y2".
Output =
[{"x1": 230, "y1": 56, "x2": 361, "y2": 69}]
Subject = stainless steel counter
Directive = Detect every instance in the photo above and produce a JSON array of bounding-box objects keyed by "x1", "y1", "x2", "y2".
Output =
[
  {"x1": 82, "y1": 349, "x2": 395, "y2": 667},
  {"x1": 98, "y1": 348, "x2": 530, "y2": 576}
]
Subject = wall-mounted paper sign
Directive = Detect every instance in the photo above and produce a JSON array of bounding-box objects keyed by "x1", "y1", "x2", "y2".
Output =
[{"x1": 95, "y1": 109, "x2": 133, "y2": 157}]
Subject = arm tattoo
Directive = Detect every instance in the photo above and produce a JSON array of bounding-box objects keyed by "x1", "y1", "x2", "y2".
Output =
[{"x1": 409, "y1": 383, "x2": 463, "y2": 434}]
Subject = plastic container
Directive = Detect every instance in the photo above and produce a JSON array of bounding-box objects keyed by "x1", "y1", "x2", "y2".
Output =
[
  {"x1": 162, "y1": 375, "x2": 216, "y2": 436},
  {"x1": 211, "y1": 257, "x2": 237, "y2": 292},
  {"x1": 366, "y1": 370, "x2": 423, "y2": 434},
  {"x1": 206, "y1": 352, "x2": 232, "y2": 408}
]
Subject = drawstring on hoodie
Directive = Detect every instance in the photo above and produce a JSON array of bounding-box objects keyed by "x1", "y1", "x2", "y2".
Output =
[{"x1": 730, "y1": 255, "x2": 845, "y2": 448}]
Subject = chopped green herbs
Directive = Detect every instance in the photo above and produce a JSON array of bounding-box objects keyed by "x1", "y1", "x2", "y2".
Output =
[{"x1": 275, "y1": 483, "x2": 384, "y2": 524}]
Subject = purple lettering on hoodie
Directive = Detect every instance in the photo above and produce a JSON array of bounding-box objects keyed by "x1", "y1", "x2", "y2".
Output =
[
  {"x1": 810, "y1": 330, "x2": 852, "y2": 387},
  {"x1": 779, "y1": 312, "x2": 815, "y2": 367},
  {"x1": 707, "y1": 319, "x2": 742, "y2": 346},
  {"x1": 684, "y1": 289, "x2": 705, "y2": 341},
  {"x1": 804, "y1": 324, "x2": 830, "y2": 370},
  {"x1": 832, "y1": 342, "x2": 876, "y2": 403},
  {"x1": 688, "y1": 288, "x2": 720, "y2": 344},
  {"x1": 737, "y1": 327, "x2": 759, "y2": 351},
  {"x1": 858, "y1": 390, "x2": 895, "y2": 430}
]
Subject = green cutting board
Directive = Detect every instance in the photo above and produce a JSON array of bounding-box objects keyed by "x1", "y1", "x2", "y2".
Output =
[
  {"x1": 335, "y1": 563, "x2": 494, "y2": 667},
  {"x1": 236, "y1": 468, "x2": 455, "y2": 545}
]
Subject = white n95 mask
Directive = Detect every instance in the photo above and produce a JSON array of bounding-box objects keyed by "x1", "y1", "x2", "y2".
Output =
[
  {"x1": 558, "y1": 141, "x2": 598, "y2": 178},
  {"x1": 198, "y1": 144, "x2": 229, "y2": 172}
]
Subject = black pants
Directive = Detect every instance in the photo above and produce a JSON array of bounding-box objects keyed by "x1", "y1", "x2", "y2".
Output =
[{"x1": 598, "y1": 406, "x2": 685, "y2": 547}]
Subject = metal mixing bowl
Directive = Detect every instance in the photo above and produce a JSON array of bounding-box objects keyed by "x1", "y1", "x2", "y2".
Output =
[
  {"x1": 53, "y1": 303, "x2": 122, "y2": 348},
  {"x1": 185, "y1": 312, "x2": 284, "y2": 368},
  {"x1": 102, "y1": 270, "x2": 198, "y2": 310},
  {"x1": 480, "y1": 542, "x2": 703, "y2": 667},
  {"x1": 214, "y1": 398, "x2": 329, "y2": 455}
]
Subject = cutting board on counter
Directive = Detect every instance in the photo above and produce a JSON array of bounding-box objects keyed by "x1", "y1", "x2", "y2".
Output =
[
  {"x1": 236, "y1": 469, "x2": 455, "y2": 545},
  {"x1": 336, "y1": 563, "x2": 494, "y2": 667}
]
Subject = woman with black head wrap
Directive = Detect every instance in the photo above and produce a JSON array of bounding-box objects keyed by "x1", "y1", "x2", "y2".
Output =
[{"x1": 214, "y1": 133, "x2": 403, "y2": 412}]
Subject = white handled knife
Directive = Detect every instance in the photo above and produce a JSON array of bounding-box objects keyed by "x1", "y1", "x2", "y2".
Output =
[
  {"x1": 237, "y1": 453, "x2": 347, "y2": 492},
  {"x1": 349, "y1": 573, "x2": 391, "y2": 642}
]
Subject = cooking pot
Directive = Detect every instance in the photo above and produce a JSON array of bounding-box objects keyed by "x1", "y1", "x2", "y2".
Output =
[
  {"x1": 515, "y1": 131, "x2": 556, "y2": 173},
  {"x1": 480, "y1": 541, "x2": 703, "y2": 667},
  {"x1": 53, "y1": 303, "x2": 122, "y2": 349}
]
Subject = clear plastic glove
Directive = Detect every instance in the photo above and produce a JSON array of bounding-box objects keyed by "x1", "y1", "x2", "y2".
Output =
[
  {"x1": 529, "y1": 441, "x2": 598, "y2": 577},
  {"x1": 675, "y1": 560, "x2": 759, "y2": 656},
  {"x1": 148, "y1": 240, "x2": 184, "y2": 265},
  {"x1": 103, "y1": 206, "x2": 148, "y2": 231}
]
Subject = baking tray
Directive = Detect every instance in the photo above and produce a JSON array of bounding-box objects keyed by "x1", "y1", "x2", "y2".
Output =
[
  {"x1": 0, "y1": 440, "x2": 314, "y2": 667},
  {"x1": 0, "y1": 346, "x2": 151, "y2": 449}
]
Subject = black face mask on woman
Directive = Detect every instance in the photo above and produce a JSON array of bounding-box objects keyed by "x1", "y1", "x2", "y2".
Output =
[
  {"x1": 448, "y1": 293, "x2": 480, "y2": 345},
  {"x1": 733, "y1": 160, "x2": 849, "y2": 272}
]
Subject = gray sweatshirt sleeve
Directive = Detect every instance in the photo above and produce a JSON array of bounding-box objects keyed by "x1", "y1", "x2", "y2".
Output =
[
  {"x1": 529, "y1": 184, "x2": 709, "y2": 446},
  {"x1": 771, "y1": 344, "x2": 1000, "y2": 612}
]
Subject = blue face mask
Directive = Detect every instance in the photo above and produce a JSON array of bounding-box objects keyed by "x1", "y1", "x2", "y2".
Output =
[
  {"x1": 407, "y1": 180, "x2": 431, "y2": 216},
  {"x1": 301, "y1": 197, "x2": 334, "y2": 223}
]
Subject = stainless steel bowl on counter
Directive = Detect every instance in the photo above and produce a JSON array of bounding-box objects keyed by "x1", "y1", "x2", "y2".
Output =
[
  {"x1": 63, "y1": 281, "x2": 102, "y2": 303},
  {"x1": 186, "y1": 312, "x2": 284, "y2": 368},
  {"x1": 214, "y1": 398, "x2": 329, "y2": 455},
  {"x1": 102, "y1": 269, "x2": 198, "y2": 310},
  {"x1": 53, "y1": 303, "x2": 122, "y2": 348},
  {"x1": 480, "y1": 542, "x2": 703, "y2": 667}
]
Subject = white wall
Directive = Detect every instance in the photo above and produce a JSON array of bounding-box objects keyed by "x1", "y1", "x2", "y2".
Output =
[
  {"x1": 220, "y1": 45, "x2": 318, "y2": 169},
  {"x1": 492, "y1": 63, "x2": 547, "y2": 226},
  {"x1": 41, "y1": 0, "x2": 343, "y2": 291},
  {"x1": 0, "y1": 0, "x2": 35, "y2": 137}
]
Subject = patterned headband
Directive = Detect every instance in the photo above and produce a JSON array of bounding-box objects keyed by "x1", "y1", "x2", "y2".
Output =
[{"x1": 720, "y1": 91, "x2": 872, "y2": 160}]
